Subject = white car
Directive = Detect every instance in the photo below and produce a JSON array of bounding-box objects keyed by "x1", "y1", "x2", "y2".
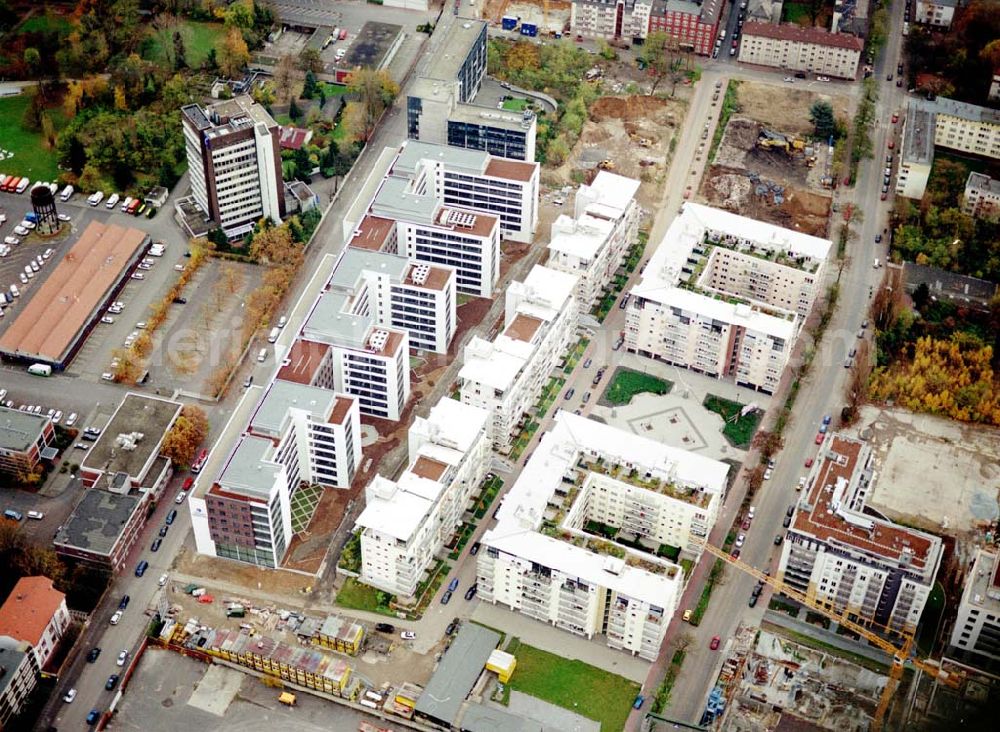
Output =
[
  {"x1": 136, "y1": 321, "x2": 147, "y2": 329},
  {"x1": 783, "y1": 76, "x2": 794, "y2": 82},
  {"x1": 798, "y1": 477, "x2": 807, "y2": 491},
  {"x1": 20, "y1": 220, "x2": 36, "y2": 230},
  {"x1": 4, "y1": 236, "x2": 18, "y2": 245},
  {"x1": 110, "y1": 610, "x2": 122, "y2": 625},
  {"x1": 174, "y1": 264, "x2": 185, "y2": 271},
  {"x1": 66, "y1": 412, "x2": 78, "y2": 426},
  {"x1": 748, "y1": 506, "x2": 756, "y2": 519},
  {"x1": 53, "y1": 410, "x2": 63, "y2": 423},
  {"x1": 19, "y1": 273, "x2": 28, "y2": 284},
  {"x1": 763, "y1": 468, "x2": 773, "y2": 480},
  {"x1": 101, "y1": 372, "x2": 115, "y2": 381},
  {"x1": 816, "y1": 75, "x2": 830, "y2": 82},
  {"x1": 43, "y1": 248, "x2": 53, "y2": 259},
  {"x1": 113, "y1": 301, "x2": 125, "y2": 309},
  {"x1": 57, "y1": 213, "x2": 71, "y2": 222},
  {"x1": 138, "y1": 263, "x2": 152, "y2": 270},
  {"x1": 63, "y1": 688, "x2": 77, "y2": 703},
  {"x1": 101, "y1": 316, "x2": 115, "y2": 324},
  {"x1": 158, "y1": 573, "x2": 169, "y2": 587},
  {"x1": 400, "y1": 631, "x2": 416, "y2": 640},
  {"x1": 735, "y1": 533, "x2": 746, "y2": 548},
  {"x1": 116, "y1": 649, "x2": 128, "y2": 666},
  {"x1": 175, "y1": 491, "x2": 187, "y2": 504},
  {"x1": 13, "y1": 226, "x2": 29, "y2": 236},
  {"x1": 131, "y1": 272, "x2": 145, "y2": 280}
]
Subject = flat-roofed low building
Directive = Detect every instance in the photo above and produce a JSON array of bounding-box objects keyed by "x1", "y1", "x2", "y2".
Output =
[
  {"x1": 459, "y1": 265, "x2": 579, "y2": 449},
  {"x1": 414, "y1": 623, "x2": 501, "y2": 728},
  {"x1": 915, "y1": 0, "x2": 958, "y2": 28},
  {"x1": 949, "y1": 548, "x2": 1000, "y2": 666},
  {"x1": 79, "y1": 393, "x2": 182, "y2": 490},
  {"x1": 962, "y1": 172, "x2": 1000, "y2": 221},
  {"x1": 54, "y1": 487, "x2": 147, "y2": 571},
  {"x1": 356, "y1": 399, "x2": 490, "y2": 597},
  {"x1": 478, "y1": 411, "x2": 728, "y2": 659},
  {"x1": 779, "y1": 434, "x2": 944, "y2": 637},
  {"x1": 0, "y1": 407, "x2": 54, "y2": 480},
  {"x1": 627, "y1": 203, "x2": 830, "y2": 394},
  {"x1": 0, "y1": 222, "x2": 148, "y2": 368},
  {"x1": 738, "y1": 22, "x2": 863, "y2": 79},
  {"x1": 896, "y1": 101, "x2": 936, "y2": 200},
  {"x1": 0, "y1": 576, "x2": 69, "y2": 670},
  {"x1": 546, "y1": 171, "x2": 640, "y2": 309}
]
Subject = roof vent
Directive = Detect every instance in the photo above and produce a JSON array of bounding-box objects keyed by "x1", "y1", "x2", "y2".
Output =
[
  {"x1": 368, "y1": 329, "x2": 389, "y2": 352},
  {"x1": 411, "y1": 264, "x2": 430, "y2": 285}
]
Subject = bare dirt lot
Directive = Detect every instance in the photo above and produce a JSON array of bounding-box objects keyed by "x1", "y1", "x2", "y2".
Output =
[
  {"x1": 734, "y1": 80, "x2": 852, "y2": 137},
  {"x1": 554, "y1": 94, "x2": 685, "y2": 211}
]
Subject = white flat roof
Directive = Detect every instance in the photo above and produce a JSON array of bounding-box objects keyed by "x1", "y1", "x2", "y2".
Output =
[
  {"x1": 484, "y1": 411, "x2": 729, "y2": 602},
  {"x1": 642, "y1": 284, "x2": 797, "y2": 339},
  {"x1": 547, "y1": 213, "x2": 615, "y2": 262},
  {"x1": 579, "y1": 171, "x2": 640, "y2": 219},
  {"x1": 509, "y1": 265, "x2": 577, "y2": 325},
  {"x1": 675, "y1": 202, "x2": 831, "y2": 259},
  {"x1": 458, "y1": 335, "x2": 530, "y2": 391},
  {"x1": 416, "y1": 397, "x2": 490, "y2": 454},
  {"x1": 356, "y1": 476, "x2": 433, "y2": 542}
]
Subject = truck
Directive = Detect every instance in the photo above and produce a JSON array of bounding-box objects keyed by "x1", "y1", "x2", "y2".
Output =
[
  {"x1": 60, "y1": 185, "x2": 74, "y2": 202},
  {"x1": 501, "y1": 15, "x2": 518, "y2": 30},
  {"x1": 520, "y1": 22, "x2": 538, "y2": 37},
  {"x1": 3, "y1": 177, "x2": 19, "y2": 192},
  {"x1": 28, "y1": 363, "x2": 52, "y2": 377},
  {"x1": 191, "y1": 448, "x2": 208, "y2": 473},
  {"x1": 226, "y1": 604, "x2": 246, "y2": 618}
]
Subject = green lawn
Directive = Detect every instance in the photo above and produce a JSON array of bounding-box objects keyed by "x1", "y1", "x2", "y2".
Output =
[
  {"x1": 781, "y1": 2, "x2": 812, "y2": 25},
  {"x1": 335, "y1": 578, "x2": 395, "y2": 616},
  {"x1": 506, "y1": 640, "x2": 639, "y2": 731},
  {"x1": 18, "y1": 13, "x2": 74, "y2": 35},
  {"x1": 703, "y1": 394, "x2": 761, "y2": 448},
  {"x1": 143, "y1": 21, "x2": 226, "y2": 68},
  {"x1": 502, "y1": 97, "x2": 529, "y2": 112},
  {"x1": 0, "y1": 95, "x2": 61, "y2": 181},
  {"x1": 603, "y1": 368, "x2": 672, "y2": 406}
]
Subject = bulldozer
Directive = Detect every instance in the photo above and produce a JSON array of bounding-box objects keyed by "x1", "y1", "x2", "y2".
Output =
[
  {"x1": 597, "y1": 159, "x2": 616, "y2": 171},
  {"x1": 757, "y1": 128, "x2": 806, "y2": 154}
]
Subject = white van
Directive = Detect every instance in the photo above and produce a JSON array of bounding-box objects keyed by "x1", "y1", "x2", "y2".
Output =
[
  {"x1": 10, "y1": 285, "x2": 20, "y2": 298},
  {"x1": 257, "y1": 348, "x2": 267, "y2": 362},
  {"x1": 27, "y1": 511, "x2": 44, "y2": 520},
  {"x1": 105, "y1": 193, "x2": 120, "y2": 209},
  {"x1": 60, "y1": 185, "x2": 74, "y2": 202},
  {"x1": 88, "y1": 191, "x2": 104, "y2": 206},
  {"x1": 873, "y1": 258, "x2": 880, "y2": 268},
  {"x1": 120, "y1": 196, "x2": 134, "y2": 212}
]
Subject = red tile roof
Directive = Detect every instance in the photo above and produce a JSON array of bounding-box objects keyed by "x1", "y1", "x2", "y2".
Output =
[
  {"x1": 278, "y1": 126, "x2": 313, "y2": 150},
  {"x1": 792, "y1": 435, "x2": 934, "y2": 570},
  {"x1": 0, "y1": 576, "x2": 65, "y2": 646},
  {"x1": 743, "y1": 21, "x2": 864, "y2": 51}
]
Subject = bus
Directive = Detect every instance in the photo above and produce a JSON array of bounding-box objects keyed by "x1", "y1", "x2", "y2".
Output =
[
  {"x1": 27, "y1": 363, "x2": 52, "y2": 377},
  {"x1": 191, "y1": 449, "x2": 208, "y2": 473}
]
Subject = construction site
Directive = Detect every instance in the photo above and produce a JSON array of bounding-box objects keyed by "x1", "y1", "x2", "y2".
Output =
[
  {"x1": 720, "y1": 629, "x2": 887, "y2": 731},
  {"x1": 480, "y1": 0, "x2": 573, "y2": 35},
  {"x1": 554, "y1": 94, "x2": 685, "y2": 210}
]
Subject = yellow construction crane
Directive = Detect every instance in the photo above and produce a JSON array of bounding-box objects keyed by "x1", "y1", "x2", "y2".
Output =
[{"x1": 699, "y1": 542, "x2": 960, "y2": 731}]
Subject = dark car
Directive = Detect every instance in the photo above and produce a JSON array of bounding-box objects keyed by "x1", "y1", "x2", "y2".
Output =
[
  {"x1": 151, "y1": 538, "x2": 162, "y2": 552},
  {"x1": 441, "y1": 590, "x2": 453, "y2": 604},
  {"x1": 159, "y1": 525, "x2": 168, "y2": 537},
  {"x1": 118, "y1": 595, "x2": 130, "y2": 610},
  {"x1": 774, "y1": 534, "x2": 783, "y2": 545},
  {"x1": 464, "y1": 584, "x2": 478, "y2": 601},
  {"x1": 783, "y1": 515, "x2": 792, "y2": 528},
  {"x1": 564, "y1": 388, "x2": 575, "y2": 400},
  {"x1": 470, "y1": 542, "x2": 481, "y2": 556},
  {"x1": 105, "y1": 674, "x2": 119, "y2": 691},
  {"x1": 375, "y1": 623, "x2": 395, "y2": 633},
  {"x1": 445, "y1": 621, "x2": 458, "y2": 635},
  {"x1": 633, "y1": 694, "x2": 646, "y2": 709},
  {"x1": 86, "y1": 647, "x2": 101, "y2": 663},
  {"x1": 135, "y1": 559, "x2": 148, "y2": 577},
  {"x1": 748, "y1": 595, "x2": 758, "y2": 608},
  {"x1": 87, "y1": 709, "x2": 101, "y2": 725},
  {"x1": 448, "y1": 578, "x2": 460, "y2": 592},
  {"x1": 172, "y1": 296, "x2": 187, "y2": 304},
  {"x1": 583, "y1": 358, "x2": 592, "y2": 368},
  {"x1": 165, "y1": 509, "x2": 177, "y2": 525}
]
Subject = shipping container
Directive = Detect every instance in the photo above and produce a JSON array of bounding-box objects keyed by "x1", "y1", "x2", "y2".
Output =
[
  {"x1": 501, "y1": 16, "x2": 518, "y2": 30},
  {"x1": 520, "y1": 23, "x2": 537, "y2": 36}
]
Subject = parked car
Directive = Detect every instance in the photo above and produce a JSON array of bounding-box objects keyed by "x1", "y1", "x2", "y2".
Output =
[
  {"x1": 151, "y1": 538, "x2": 162, "y2": 552},
  {"x1": 159, "y1": 525, "x2": 168, "y2": 537},
  {"x1": 63, "y1": 688, "x2": 77, "y2": 703},
  {"x1": 815, "y1": 433, "x2": 824, "y2": 444},
  {"x1": 175, "y1": 491, "x2": 188, "y2": 504},
  {"x1": 470, "y1": 542, "x2": 481, "y2": 555},
  {"x1": 464, "y1": 584, "x2": 478, "y2": 600},
  {"x1": 118, "y1": 595, "x2": 130, "y2": 610},
  {"x1": 86, "y1": 647, "x2": 101, "y2": 663},
  {"x1": 735, "y1": 534, "x2": 745, "y2": 548},
  {"x1": 564, "y1": 388, "x2": 575, "y2": 400},
  {"x1": 105, "y1": 674, "x2": 119, "y2": 690},
  {"x1": 87, "y1": 709, "x2": 101, "y2": 725},
  {"x1": 440, "y1": 590, "x2": 453, "y2": 604},
  {"x1": 400, "y1": 631, "x2": 416, "y2": 640},
  {"x1": 375, "y1": 623, "x2": 395, "y2": 633},
  {"x1": 774, "y1": 534, "x2": 783, "y2": 545},
  {"x1": 110, "y1": 611, "x2": 122, "y2": 625},
  {"x1": 710, "y1": 636, "x2": 721, "y2": 650},
  {"x1": 117, "y1": 649, "x2": 128, "y2": 666}
]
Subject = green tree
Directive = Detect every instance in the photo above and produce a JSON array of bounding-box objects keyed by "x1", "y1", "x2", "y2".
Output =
[
  {"x1": 912, "y1": 282, "x2": 931, "y2": 310},
  {"x1": 343, "y1": 68, "x2": 399, "y2": 142},
  {"x1": 302, "y1": 70, "x2": 319, "y2": 100},
  {"x1": 224, "y1": 0, "x2": 255, "y2": 30},
  {"x1": 289, "y1": 97, "x2": 301, "y2": 120},
  {"x1": 808, "y1": 100, "x2": 837, "y2": 140},
  {"x1": 217, "y1": 26, "x2": 250, "y2": 77},
  {"x1": 173, "y1": 30, "x2": 187, "y2": 70},
  {"x1": 23, "y1": 47, "x2": 40, "y2": 73},
  {"x1": 298, "y1": 47, "x2": 323, "y2": 74}
]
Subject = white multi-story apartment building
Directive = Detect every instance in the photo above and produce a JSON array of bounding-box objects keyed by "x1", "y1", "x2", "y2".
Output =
[
  {"x1": 298, "y1": 286, "x2": 411, "y2": 421},
  {"x1": 0, "y1": 576, "x2": 70, "y2": 670},
  {"x1": 962, "y1": 172, "x2": 1000, "y2": 221},
  {"x1": 546, "y1": 171, "x2": 641, "y2": 309},
  {"x1": 459, "y1": 265, "x2": 579, "y2": 449},
  {"x1": 478, "y1": 411, "x2": 729, "y2": 660},
  {"x1": 356, "y1": 399, "x2": 491, "y2": 597},
  {"x1": 779, "y1": 434, "x2": 944, "y2": 637},
  {"x1": 181, "y1": 95, "x2": 284, "y2": 238},
  {"x1": 738, "y1": 22, "x2": 863, "y2": 79},
  {"x1": 192, "y1": 434, "x2": 295, "y2": 569},
  {"x1": 370, "y1": 175, "x2": 501, "y2": 299},
  {"x1": 915, "y1": 0, "x2": 958, "y2": 27},
  {"x1": 571, "y1": 0, "x2": 652, "y2": 41},
  {"x1": 325, "y1": 245, "x2": 456, "y2": 354},
  {"x1": 392, "y1": 140, "x2": 540, "y2": 244},
  {"x1": 899, "y1": 98, "x2": 1000, "y2": 199},
  {"x1": 0, "y1": 637, "x2": 37, "y2": 727},
  {"x1": 627, "y1": 203, "x2": 830, "y2": 394},
  {"x1": 247, "y1": 380, "x2": 361, "y2": 490},
  {"x1": 949, "y1": 548, "x2": 1000, "y2": 663}
]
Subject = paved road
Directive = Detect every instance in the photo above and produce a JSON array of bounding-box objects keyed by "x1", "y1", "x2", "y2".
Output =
[{"x1": 624, "y1": 4, "x2": 913, "y2": 727}]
